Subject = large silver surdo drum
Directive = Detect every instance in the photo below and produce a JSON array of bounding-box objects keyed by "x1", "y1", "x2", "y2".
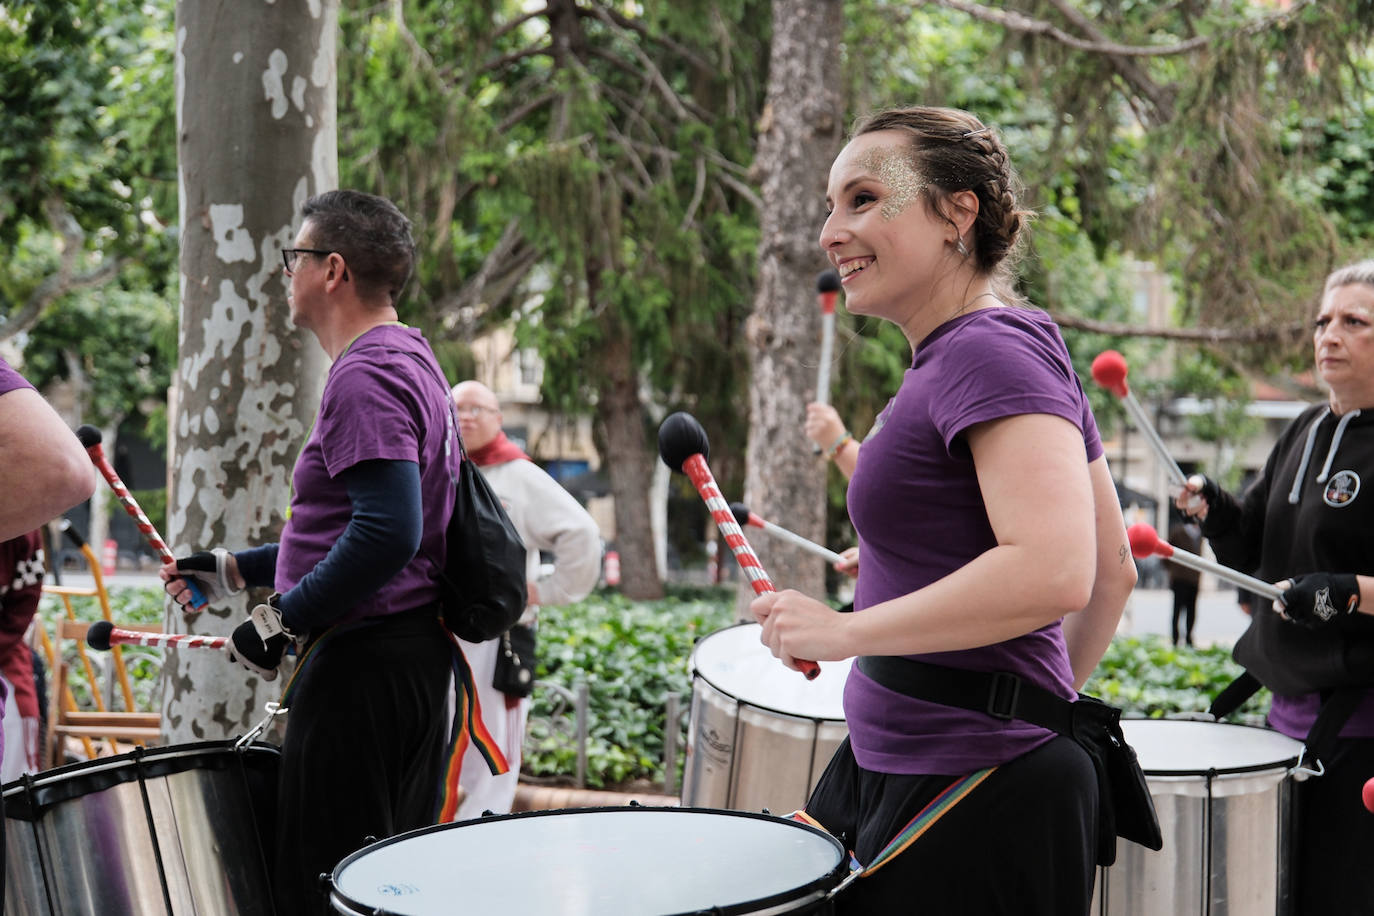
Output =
[
  {"x1": 329, "y1": 806, "x2": 848, "y2": 915},
  {"x1": 1093, "y1": 720, "x2": 1303, "y2": 916},
  {"x1": 683, "y1": 623, "x2": 852, "y2": 814},
  {"x1": 3, "y1": 741, "x2": 280, "y2": 916}
]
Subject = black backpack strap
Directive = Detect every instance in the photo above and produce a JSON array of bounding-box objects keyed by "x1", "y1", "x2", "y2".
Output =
[
  {"x1": 856, "y1": 655, "x2": 1075, "y2": 737},
  {"x1": 1302, "y1": 687, "x2": 1363, "y2": 771},
  {"x1": 1208, "y1": 671, "x2": 1263, "y2": 721}
]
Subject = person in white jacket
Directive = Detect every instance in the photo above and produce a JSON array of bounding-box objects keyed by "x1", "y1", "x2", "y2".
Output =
[{"x1": 450, "y1": 380, "x2": 603, "y2": 818}]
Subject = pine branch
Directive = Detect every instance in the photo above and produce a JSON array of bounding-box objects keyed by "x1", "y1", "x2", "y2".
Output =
[
  {"x1": 925, "y1": 0, "x2": 1315, "y2": 58},
  {"x1": 1048, "y1": 310, "x2": 1307, "y2": 345}
]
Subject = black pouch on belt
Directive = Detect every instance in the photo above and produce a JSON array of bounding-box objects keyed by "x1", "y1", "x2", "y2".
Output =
[
  {"x1": 493, "y1": 623, "x2": 537, "y2": 698},
  {"x1": 856, "y1": 656, "x2": 1162, "y2": 866}
]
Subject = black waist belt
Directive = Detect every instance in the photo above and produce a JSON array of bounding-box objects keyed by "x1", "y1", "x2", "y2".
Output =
[{"x1": 856, "y1": 655, "x2": 1075, "y2": 737}]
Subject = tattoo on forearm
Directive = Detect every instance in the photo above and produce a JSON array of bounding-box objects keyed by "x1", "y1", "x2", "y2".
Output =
[{"x1": 1118, "y1": 544, "x2": 1129, "y2": 565}]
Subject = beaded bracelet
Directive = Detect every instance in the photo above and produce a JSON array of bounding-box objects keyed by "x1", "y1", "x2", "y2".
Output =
[{"x1": 824, "y1": 431, "x2": 853, "y2": 460}]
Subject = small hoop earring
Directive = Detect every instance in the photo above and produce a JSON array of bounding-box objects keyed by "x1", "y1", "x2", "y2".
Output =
[{"x1": 955, "y1": 237, "x2": 969, "y2": 257}]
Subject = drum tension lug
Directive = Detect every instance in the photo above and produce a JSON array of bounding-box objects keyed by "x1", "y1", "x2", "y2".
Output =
[
  {"x1": 236, "y1": 701, "x2": 289, "y2": 749},
  {"x1": 1291, "y1": 746, "x2": 1325, "y2": 781}
]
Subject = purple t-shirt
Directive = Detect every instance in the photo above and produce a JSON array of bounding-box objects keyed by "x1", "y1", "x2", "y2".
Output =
[
  {"x1": 0, "y1": 358, "x2": 32, "y2": 397},
  {"x1": 276, "y1": 325, "x2": 456, "y2": 625},
  {"x1": 844, "y1": 307, "x2": 1103, "y2": 774},
  {"x1": 0, "y1": 358, "x2": 31, "y2": 730}
]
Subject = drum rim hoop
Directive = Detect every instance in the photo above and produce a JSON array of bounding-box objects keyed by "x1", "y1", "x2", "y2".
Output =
[
  {"x1": 329, "y1": 805, "x2": 849, "y2": 913},
  {"x1": 2, "y1": 739, "x2": 280, "y2": 819},
  {"x1": 690, "y1": 622, "x2": 848, "y2": 722},
  {"x1": 1123, "y1": 719, "x2": 1304, "y2": 776}
]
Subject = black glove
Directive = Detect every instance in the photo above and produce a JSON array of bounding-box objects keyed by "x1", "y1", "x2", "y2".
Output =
[
  {"x1": 172, "y1": 548, "x2": 243, "y2": 604},
  {"x1": 1275, "y1": 573, "x2": 1361, "y2": 628},
  {"x1": 227, "y1": 596, "x2": 294, "y2": 680}
]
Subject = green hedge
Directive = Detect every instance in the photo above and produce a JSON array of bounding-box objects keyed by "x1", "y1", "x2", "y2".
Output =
[
  {"x1": 39, "y1": 585, "x2": 168, "y2": 713},
  {"x1": 524, "y1": 587, "x2": 735, "y2": 788},
  {"x1": 1082, "y1": 633, "x2": 1270, "y2": 727}
]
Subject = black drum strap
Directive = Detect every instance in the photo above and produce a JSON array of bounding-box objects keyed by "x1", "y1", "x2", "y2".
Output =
[
  {"x1": 1304, "y1": 688, "x2": 1363, "y2": 769},
  {"x1": 1210, "y1": 673, "x2": 1360, "y2": 770},
  {"x1": 1208, "y1": 672, "x2": 1262, "y2": 722}
]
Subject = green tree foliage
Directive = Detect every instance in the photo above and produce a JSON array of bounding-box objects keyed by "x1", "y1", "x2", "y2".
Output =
[
  {"x1": 0, "y1": 1, "x2": 177, "y2": 342},
  {"x1": 21, "y1": 284, "x2": 176, "y2": 436},
  {"x1": 336, "y1": 0, "x2": 766, "y2": 404}
]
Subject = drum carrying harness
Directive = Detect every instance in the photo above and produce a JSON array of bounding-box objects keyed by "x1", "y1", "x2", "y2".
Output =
[{"x1": 855, "y1": 655, "x2": 1162, "y2": 866}]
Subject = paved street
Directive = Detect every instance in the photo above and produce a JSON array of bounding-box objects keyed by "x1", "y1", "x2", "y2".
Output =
[{"x1": 1116, "y1": 585, "x2": 1253, "y2": 648}]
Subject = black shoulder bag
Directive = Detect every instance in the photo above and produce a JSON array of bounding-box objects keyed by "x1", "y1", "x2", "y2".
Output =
[
  {"x1": 856, "y1": 656, "x2": 1162, "y2": 867},
  {"x1": 403, "y1": 352, "x2": 528, "y2": 642}
]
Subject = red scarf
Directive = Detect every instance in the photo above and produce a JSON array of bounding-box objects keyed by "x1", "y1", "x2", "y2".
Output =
[{"x1": 467, "y1": 430, "x2": 531, "y2": 467}]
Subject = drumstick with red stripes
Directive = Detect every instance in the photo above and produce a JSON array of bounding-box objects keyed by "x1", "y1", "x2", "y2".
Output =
[
  {"x1": 75, "y1": 424, "x2": 207, "y2": 611},
  {"x1": 86, "y1": 620, "x2": 227, "y2": 652},
  {"x1": 658, "y1": 412, "x2": 820, "y2": 679},
  {"x1": 1091, "y1": 350, "x2": 1188, "y2": 489},
  {"x1": 729, "y1": 501, "x2": 845, "y2": 566},
  {"x1": 1126, "y1": 523, "x2": 1281, "y2": 600}
]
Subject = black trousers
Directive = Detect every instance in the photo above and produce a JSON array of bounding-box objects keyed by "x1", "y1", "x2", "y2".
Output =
[
  {"x1": 1170, "y1": 582, "x2": 1199, "y2": 646},
  {"x1": 273, "y1": 608, "x2": 452, "y2": 915},
  {"x1": 1291, "y1": 735, "x2": 1374, "y2": 915},
  {"x1": 806, "y1": 735, "x2": 1098, "y2": 915}
]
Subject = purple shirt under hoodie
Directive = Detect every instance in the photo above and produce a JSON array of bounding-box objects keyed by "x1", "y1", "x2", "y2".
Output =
[
  {"x1": 276, "y1": 325, "x2": 455, "y2": 626},
  {"x1": 844, "y1": 307, "x2": 1103, "y2": 775}
]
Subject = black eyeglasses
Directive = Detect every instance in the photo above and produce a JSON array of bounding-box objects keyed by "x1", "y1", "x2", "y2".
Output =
[{"x1": 281, "y1": 248, "x2": 334, "y2": 274}]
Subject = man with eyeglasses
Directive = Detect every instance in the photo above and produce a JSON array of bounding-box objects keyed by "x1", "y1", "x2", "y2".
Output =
[
  {"x1": 449, "y1": 379, "x2": 602, "y2": 819},
  {"x1": 162, "y1": 190, "x2": 471, "y2": 914}
]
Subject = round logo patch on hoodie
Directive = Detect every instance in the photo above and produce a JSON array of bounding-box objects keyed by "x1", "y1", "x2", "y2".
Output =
[{"x1": 1324, "y1": 470, "x2": 1361, "y2": 507}]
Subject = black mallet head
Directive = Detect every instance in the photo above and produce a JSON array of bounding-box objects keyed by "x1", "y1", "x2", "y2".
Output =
[
  {"x1": 729, "y1": 502, "x2": 751, "y2": 527},
  {"x1": 817, "y1": 268, "x2": 841, "y2": 294},
  {"x1": 87, "y1": 620, "x2": 115, "y2": 651},
  {"x1": 658, "y1": 412, "x2": 709, "y2": 473},
  {"x1": 76, "y1": 424, "x2": 102, "y2": 448}
]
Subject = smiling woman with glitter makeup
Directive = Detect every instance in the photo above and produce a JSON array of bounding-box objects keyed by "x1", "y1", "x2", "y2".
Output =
[{"x1": 751, "y1": 106, "x2": 1136, "y2": 914}]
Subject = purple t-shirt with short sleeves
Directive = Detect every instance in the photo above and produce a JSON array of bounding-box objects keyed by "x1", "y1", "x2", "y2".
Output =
[
  {"x1": 0, "y1": 358, "x2": 32, "y2": 397},
  {"x1": 275, "y1": 325, "x2": 455, "y2": 625},
  {"x1": 844, "y1": 307, "x2": 1103, "y2": 775}
]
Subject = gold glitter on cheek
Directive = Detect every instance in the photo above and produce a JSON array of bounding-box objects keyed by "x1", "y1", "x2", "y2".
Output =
[{"x1": 856, "y1": 146, "x2": 925, "y2": 222}]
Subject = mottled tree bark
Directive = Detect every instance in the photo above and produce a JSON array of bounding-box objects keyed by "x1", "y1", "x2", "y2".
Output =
[
  {"x1": 167, "y1": 2, "x2": 337, "y2": 742},
  {"x1": 743, "y1": 0, "x2": 844, "y2": 615}
]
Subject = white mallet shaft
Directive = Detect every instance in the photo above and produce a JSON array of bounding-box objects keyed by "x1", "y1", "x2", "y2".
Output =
[
  {"x1": 1127, "y1": 523, "x2": 1281, "y2": 600},
  {"x1": 815, "y1": 269, "x2": 840, "y2": 408},
  {"x1": 730, "y1": 502, "x2": 844, "y2": 565},
  {"x1": 817, "y1": 316, "x2": 835, "y2": 407},
  {"x1": 1091, "y1": 351, "x2": 1187, "y2": 488}
]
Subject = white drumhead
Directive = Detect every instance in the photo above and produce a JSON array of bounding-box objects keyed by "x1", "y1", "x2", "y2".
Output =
[
  {"x1": 1121, "y1": 719, "x2": 1303, "y2": 775},
  {"x1": 690, "y1": 624, "x2": 850, "y2": 720},
  {"x1": 331, "y1": 808, "x2": 843, "y2": 915}
]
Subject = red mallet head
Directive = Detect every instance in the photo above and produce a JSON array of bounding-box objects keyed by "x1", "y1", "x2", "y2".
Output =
[
  {"x1": 817, "y1": 268, "x2": 841, "y2": 314},
  {"x1": 1127, "y1": 522, "x2": 1172, "y2": 560},
  {"x1": 658, "y1": 411, "x2": 709, "y2": 471},
  {"x1": 729, "y1": 502, "x2": 764, "y2": 529},
  {"x1": 1363, "y1": 776, "x2": 1374, "y2": 813},
  {"x1": 1091, "y1": 350, "x2": 1130, "y2": 399}
]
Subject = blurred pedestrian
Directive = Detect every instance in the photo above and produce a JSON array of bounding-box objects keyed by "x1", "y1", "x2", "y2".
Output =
[{"x1": 1167, "y1": 519, "x2": 1202, "y2": 646}]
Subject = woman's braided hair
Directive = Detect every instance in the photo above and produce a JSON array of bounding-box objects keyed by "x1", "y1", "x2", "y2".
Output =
[{"x1": 852, "y1": 106, "x2": 1032, "y2": 279}]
